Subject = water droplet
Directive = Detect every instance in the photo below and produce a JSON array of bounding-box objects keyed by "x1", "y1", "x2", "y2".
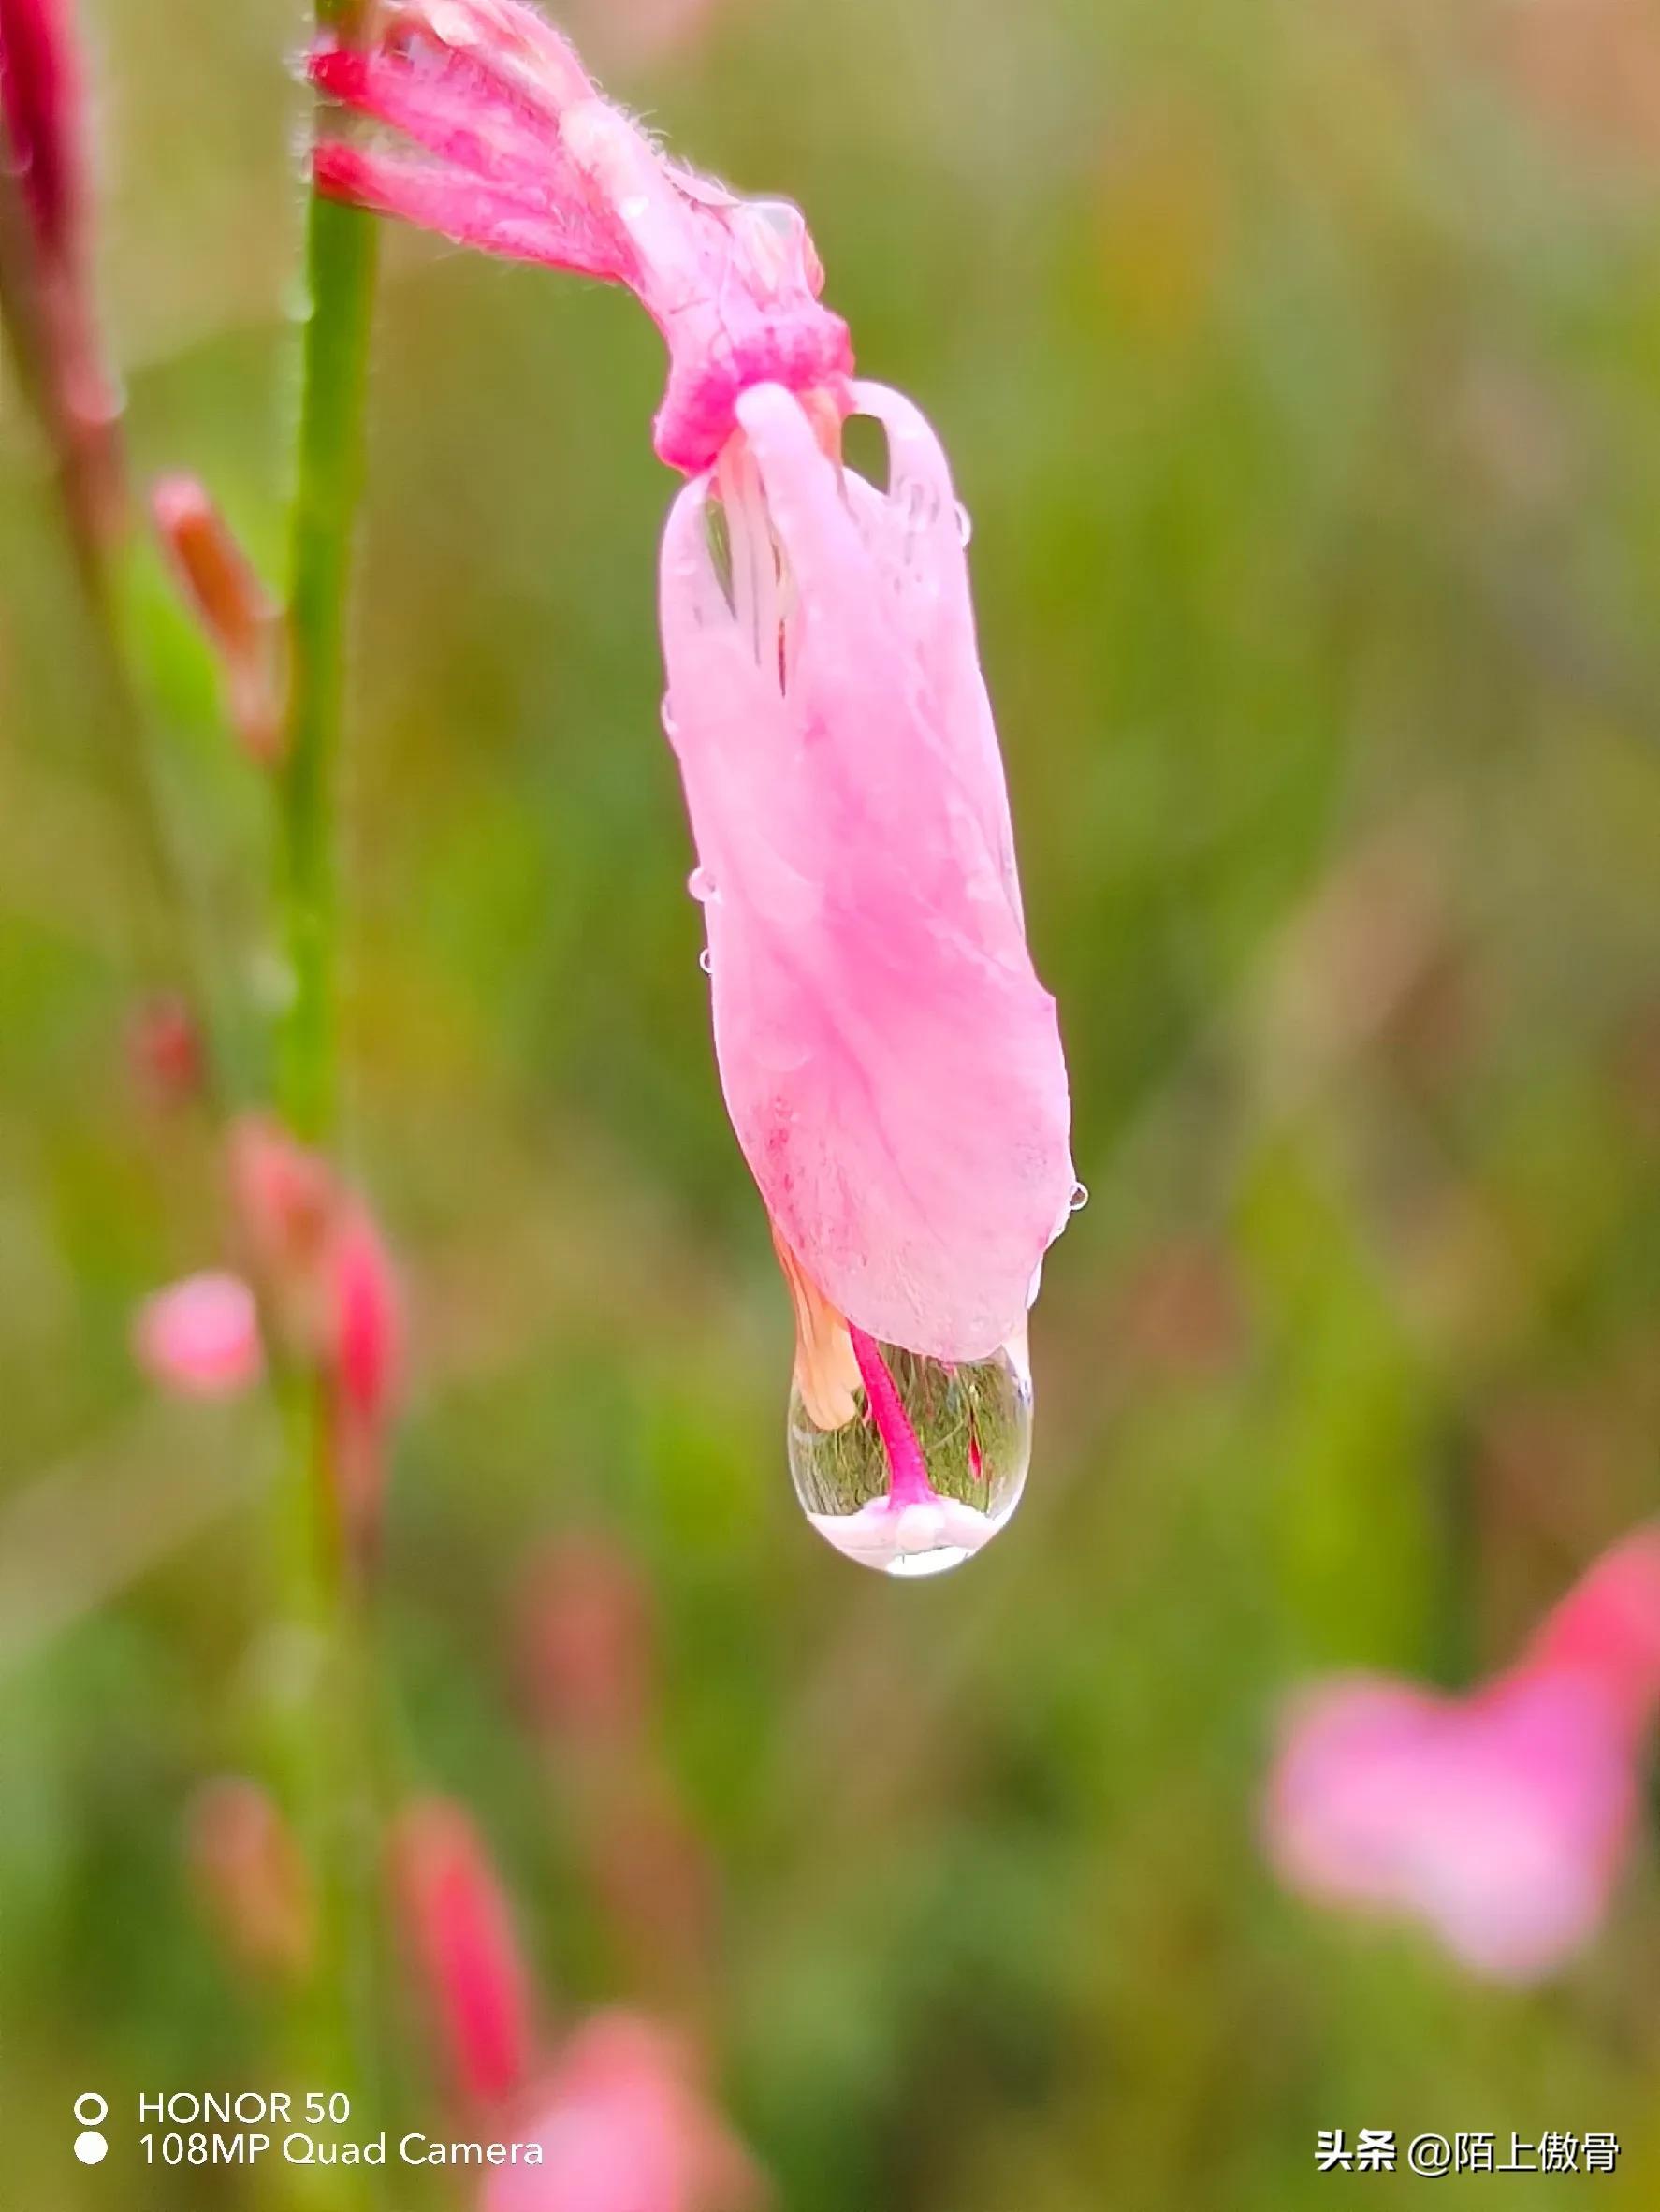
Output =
[
  {"x1": 954, "y1": 500, "x2": 973, "y2": 546},
  {"x1": 687, "y1": 866, "x2": 717, "y2": 903},
  {"x1": 699, "y1": 947, "x2": 714, "y2": 975},
  {"x1": 661, "y1": 695, "x2": 679, "y2": 740},
  {"x1": 788, "y1": 1335, "x2": 1031, "y2": 1577},
  {"x1": 1069, "y1": 1181, "x2": 1089, "y2": 1215}
]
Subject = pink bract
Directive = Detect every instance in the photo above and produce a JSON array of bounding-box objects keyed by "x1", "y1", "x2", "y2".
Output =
[{"x1": 662, "y1": 382, "x2": 1074, "y2": 1361}]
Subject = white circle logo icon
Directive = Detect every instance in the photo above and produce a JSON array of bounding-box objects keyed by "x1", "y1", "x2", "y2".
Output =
[
  {"x1": 74, "y1": 2093, "x2": 109, "y2": 2127},
  {"x1": 73, "y1": 2132, "x2": 108, "y2": 2165}
]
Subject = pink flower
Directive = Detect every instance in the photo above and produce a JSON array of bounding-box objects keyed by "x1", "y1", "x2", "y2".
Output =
[
  {"x1": 484, "y1": 2014, "x2": 760, "y2": 2212},
  {"x1": 309, "y1": 0, "x2": 852, "y2": 473},
  {"x1": 663, "y1": 384, "x2": 1073, "y2": 1361},
  {"x1": 393, "y1": 1798, "x2": 539, "y2": 2111},
  {"x1": 185, "y1": 1778, "x2": 313, "y2": 1982},
  {"x1": 0, "y1": 0, "x2": 121, "y2": 548},
  {"x1": 310, "y1": 1, "x2": 1073, "y2": 1462},
  {"x1": 1265, "y1": 1528, "x2": 1660, "y2": 1982},
  {"x1": 152, "y1": 474, "x2": 286, "y2": 764},
  {"x1": 133, "y1": 1271, "x2": 264, "y2": 1398}
]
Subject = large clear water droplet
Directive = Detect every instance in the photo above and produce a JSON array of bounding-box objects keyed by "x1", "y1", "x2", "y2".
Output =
[{"x1": 788, "y1": 1336, "x2": 1032, "y2": 1578}]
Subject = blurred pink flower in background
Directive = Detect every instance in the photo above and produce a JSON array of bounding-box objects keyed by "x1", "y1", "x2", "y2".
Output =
[
  {"x1": 393, "y1": 1798, "x2": 539, "y2": 2111},
  {"x1": 1265, "y1": 1527, "x2": 1660, "y2": 1982},
  {"x1": 485, "y1": 2014, "x2": 761, "y2": 2212},
  {"x1": 133, "y1": 1270, "x2": 263, "y2": 1398},
  {"x1": 185, "y1": 1778, "x2": 314, "y2": 1982},
  {"x1": 0, "y1": 0, "x2": 122, "y2": 548}
]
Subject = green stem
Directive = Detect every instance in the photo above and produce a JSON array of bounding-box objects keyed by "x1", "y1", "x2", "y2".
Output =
[
  {"x1": 279, "y1": 182, "x2": 379, "y2": 1143},
  {"x1": 270, "y1": 49, "x2": 386, "y2": 2198}
]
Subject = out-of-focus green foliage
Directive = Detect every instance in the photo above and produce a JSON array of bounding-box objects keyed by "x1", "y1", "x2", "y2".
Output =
[{"x1": 4, "y1": 0, "x2": 1660, "y2": 2204}]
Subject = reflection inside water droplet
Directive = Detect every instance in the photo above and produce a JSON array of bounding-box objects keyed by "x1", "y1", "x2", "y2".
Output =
[{"x1": 788, "y1": 1333, "x2": 1032, "y2": 1577}]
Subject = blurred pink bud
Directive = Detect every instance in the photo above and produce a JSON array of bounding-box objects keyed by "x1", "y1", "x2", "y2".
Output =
[
  {"x1": 186, "y1": 1777, "x2": 314, "y2": 1982},
  {"x1": 125, "y1": 990, "x2": 204, "y2": 1108},
  {"x1": 133, "y1": 1271, "x2": 264, "y2": 1398},
  {"x1": 152, "y1": 474, "x2": 286, "y2": 764},
  {"x1": 484, "y1": 2014, "x2": 762, "y2": 2212},
  {"x1": 0, "y1": 0, "x2": 122, "y2": 549},
  {"x1": 516, "y1": 1536, "x2": 654, "y2": 1747},
  {"x1": 227, "y1": 1115, "x2": 404, "y2": 1557},
  {"x1": 663, "y1": 383, "x2": 1074, "y2": 1361},
  {"x1": 392, "y1": 1799, "x2": 538, "y2": 2111},
  {"x1": 227, "y1": 1113, "x2": 339, "y2": 1311},
  {"x1": 1265, "y1": 1528, "x2": 1660, "y2": 1982},
  {"x1": 308, "y1": 0, "x2": 852, "y2": 472},
  {"x1": 329, "y1": 1200, "x2": 405, "y2": 1556}
]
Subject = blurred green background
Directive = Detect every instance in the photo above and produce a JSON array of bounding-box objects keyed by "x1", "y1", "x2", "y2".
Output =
[{"x1": 5, "y1": 0, "x2": 1660, "y2": 2203}]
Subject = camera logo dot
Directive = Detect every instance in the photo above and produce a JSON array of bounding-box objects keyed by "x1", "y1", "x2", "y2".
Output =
[{"x1": 73, "y1": 2094, "x2": 109, "y2": 2164}]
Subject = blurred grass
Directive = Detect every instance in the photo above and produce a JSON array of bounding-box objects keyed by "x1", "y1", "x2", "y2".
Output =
[{"x1": 4, "y1": 0, "x2": 1660, "y2": 2204}]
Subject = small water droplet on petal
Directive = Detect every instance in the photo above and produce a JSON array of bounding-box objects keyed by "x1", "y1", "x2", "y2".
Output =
[
  {"x1": 788, "y1": 1336, "x2": 1031, "y2": 1577},
  {"x1": 1069, "y1": 1181, "x2": 1089, "y2": 1215},
  {"x1": 688, "y1": 866, "x2": 717, "y2": 903},
  {"x1": 954, "y1": 500, "x2": 973, "y2": 546},
  {"x1": 698, "y1": 947, "x2": 714, "y2": 975}
]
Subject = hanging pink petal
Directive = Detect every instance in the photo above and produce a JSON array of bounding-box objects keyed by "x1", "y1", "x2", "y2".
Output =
[{"x1": 662, "y1": 383, "x2": 1074, "y2": 1361}]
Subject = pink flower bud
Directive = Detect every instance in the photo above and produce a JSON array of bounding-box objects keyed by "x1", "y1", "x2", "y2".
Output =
[
  {"x1": 133, "y1": 1271, "x2": 264, "y2": 1398},
  {"x1": 484, "y1": 2014, "x2": 762, "y2": 2212},
  {"x1": 227, "y1": 1113, "x2": 339, "y2": 1324},
  {"x1": 152, "y1": 474, "x2": 286, "y2": 764},
  {"x1": 0, "y1": 0, "x2": 122, "y2": 550},
  {"x1": 329, "y1": 1200, "x2": 404, "y2": 1558},
  {"x1": 226, "y1": 1115, "x2": 404, "y2": 1559},
  {"x1": 185, "y1": 1777, "x2": 313, "y2": 1982},
  {"x1": 392, "y1": 1799, "x2": 538, "y2": 2111},
  {"x1": 308, "y1": 0, "x2": 852, "y2": 471},
  {"x1": 1265, "y1": 1525, "x2": 1660, "y2": 1982}
]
